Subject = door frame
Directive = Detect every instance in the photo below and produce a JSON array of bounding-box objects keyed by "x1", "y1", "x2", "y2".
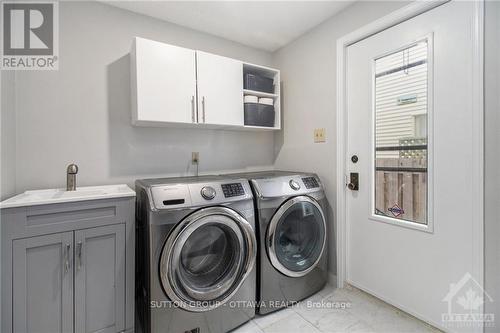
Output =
[{"x1": 335, "y1": 0, "x2": 484, "y2": 321}]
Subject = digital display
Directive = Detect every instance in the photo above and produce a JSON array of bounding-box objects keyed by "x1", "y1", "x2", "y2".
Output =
[
  {"x1": 221, "y1": 183, "x2": 245, "y2": 198},
  {"x1": 302, "y1": 177, "x2": 319, "y2": 189}
]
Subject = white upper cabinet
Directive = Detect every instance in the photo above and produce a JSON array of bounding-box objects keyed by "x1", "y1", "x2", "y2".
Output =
[
  {"x1": 130, "y1": 37, "x2": 280, "y2": 130},
  {"x1": 131, "y1": 37, "x2": 197, "y2": 125},
  {"x1": 196, "y1": 51, "x2": 244, "y2": 126}
]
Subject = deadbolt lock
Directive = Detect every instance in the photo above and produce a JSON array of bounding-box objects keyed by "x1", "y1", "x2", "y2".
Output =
[{"x1": 347, "y1": 173, "x2": 359, "y2": 191}]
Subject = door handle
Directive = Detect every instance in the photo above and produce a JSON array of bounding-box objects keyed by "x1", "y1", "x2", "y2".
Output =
[
  {"x1": 347, "y1": 172, "x2": 359, "y2": 191},
  {"x1": 76, "y1": 241, "x2": 82, "y2": 271},
  {"x1": 191, "y1": 95, "x2": 195, "y2": 123},
  {"x1": 64, "y1": 243, "x2": 71, "y2": 274},
  {"x1": 202, "y1": 96, "x2": 206, "y2": 123}
]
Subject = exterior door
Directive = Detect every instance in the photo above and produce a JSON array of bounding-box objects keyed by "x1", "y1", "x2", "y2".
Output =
[
  {"x1": 160, "y1": 207, "x2": 256, "y2": 311},
  {"x1": 346, "y1": 1, "x2": 482, "y2": 330},
  {"x1": 267, "y1": 196, "x2": 326, "y2": 277},
  {"x1": 12, "y1": 232, "x2": 74, "y2": 333},
  {"x1": 75, "y1": 224, "x2": 126, "y2": 333},
  {"x1": 196, "y1": 51, "x2": 244, "y2": 126},
  {"x1": 133, "y1": 37, "x2": 197, "y2": 124}
]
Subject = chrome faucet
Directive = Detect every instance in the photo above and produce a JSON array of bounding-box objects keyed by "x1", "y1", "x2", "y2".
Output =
[{"x1": 66, "y1": 163, "x2": 78, "y2": 191}]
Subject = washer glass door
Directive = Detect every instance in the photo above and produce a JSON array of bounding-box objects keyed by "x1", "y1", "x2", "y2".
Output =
[
  {"x1": 160, "y1": 207, "x2": 256, "y2": 312},
  {"x1": 267, "y1": 196, "x2": 326, "y2": 277}
]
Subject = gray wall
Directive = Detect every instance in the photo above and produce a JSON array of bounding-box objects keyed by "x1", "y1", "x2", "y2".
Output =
[
  {"x1": 7, "y1": 1, "x2": 275, "y2": 194},
  {"x1": 0, "y1": 70, "x2": 17, "y2": 331},
  {"x1": 272, "y1": 1, "x2": 408, "y2": 277},
  {"x1": 485, "y1": 1, "x2": 500, "y2": 331},
  {"x1": 1, "y1": 71, "x2": 16, "y2": 200}
]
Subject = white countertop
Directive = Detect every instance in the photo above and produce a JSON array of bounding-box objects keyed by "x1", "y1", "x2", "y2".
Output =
[{"x1": 0, "y1": 184, "x2": 136, "y2": 209}]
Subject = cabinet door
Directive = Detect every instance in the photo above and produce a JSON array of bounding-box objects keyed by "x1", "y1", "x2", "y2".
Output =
[
  {"x1": 196, "y1": 51, "x2": 244, "y2": 126},
  {"x1": 13, "y1": 232, "x2": 74, "y2": 333},
  {"x1": 132, "y1": 37, "x2": 197, "y2": 124},
  {"x1": 75, "y1": 224, "x2": 126, "y2": 333}
]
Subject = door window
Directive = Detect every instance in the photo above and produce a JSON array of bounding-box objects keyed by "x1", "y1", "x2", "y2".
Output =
[{"x1": 373, "y1": 39, "x2": 430, "y2": 225}]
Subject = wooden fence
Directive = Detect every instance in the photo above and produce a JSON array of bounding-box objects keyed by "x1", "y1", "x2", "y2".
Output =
[{"x1": 375, "y1": 157, "x2": 427, "y2": 224}]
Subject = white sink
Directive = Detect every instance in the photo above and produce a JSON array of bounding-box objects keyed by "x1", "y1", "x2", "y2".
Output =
[{"x1": 0, "y1": 184, "x2": 136, "y2": 209}]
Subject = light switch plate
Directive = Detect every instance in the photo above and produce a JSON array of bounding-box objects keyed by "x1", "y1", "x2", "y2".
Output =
[{"x1": 314, "y1": 128, "x2": 326, "y2": 143}]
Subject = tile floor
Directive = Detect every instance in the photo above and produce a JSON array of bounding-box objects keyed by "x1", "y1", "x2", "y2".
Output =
[{"x1": 232, "y1": 284, "x2": 441, "y2": 333}]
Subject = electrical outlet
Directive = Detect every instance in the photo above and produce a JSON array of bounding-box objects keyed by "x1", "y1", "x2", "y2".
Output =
[
  {"x1": 314, "y1": 128, "x2": 326, "y2": 143},
  {"x1": 192, "y1": 152, "x2": 199, "y2": 164}
]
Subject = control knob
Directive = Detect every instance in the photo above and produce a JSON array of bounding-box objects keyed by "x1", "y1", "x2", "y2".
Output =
[
  {"x1": 289, "y1": 180, "x2": 301, "y2": 191},
  {"x1": 201, "y1": 186, "x2": 216, "y2": 200}
]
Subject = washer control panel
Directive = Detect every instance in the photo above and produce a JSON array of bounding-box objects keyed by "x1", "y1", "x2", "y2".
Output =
[
  {"x1": 200, "y1": 186, "x2": 216, "y2": 200},
  {"x1": 221, "y1": 183, "x2": 245, "y2": 198},
  {"x1": 149, "y1": 178, "x2": 252, "y2": 210}
]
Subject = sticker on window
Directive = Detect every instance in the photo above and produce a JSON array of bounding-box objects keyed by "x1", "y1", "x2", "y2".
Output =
[{"x1": 388, "y1": 204, "x2": 405, "y2": 218}]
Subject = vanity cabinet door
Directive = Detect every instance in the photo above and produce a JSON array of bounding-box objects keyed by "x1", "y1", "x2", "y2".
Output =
[
  {"x1": 196, "y1": 51, "x2": 244, "y2": 126},
  {"x1": 12, "y1": 232, "x2": 74, "y2": 333},
  {"x1": 74, "y1": 224, "x2": 126, "y2": 333},
  {"x1": 132, "y1": 37, "x2": 197, "y2": 125}
]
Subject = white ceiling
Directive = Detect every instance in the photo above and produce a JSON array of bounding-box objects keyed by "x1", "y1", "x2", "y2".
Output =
[{"x1": 103, "y1": 1, "x2": 354, "y2": 52}]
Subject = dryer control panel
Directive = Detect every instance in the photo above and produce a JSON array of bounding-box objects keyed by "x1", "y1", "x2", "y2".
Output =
[
  {"x1": 302, "y1": 177, "x2": 319, "y2": 189},
  {"x1": 251, "y1": 174, "x2": 323, "y2": 199}
]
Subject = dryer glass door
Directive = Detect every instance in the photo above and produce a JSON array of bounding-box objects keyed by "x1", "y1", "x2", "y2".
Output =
[
  {"x1": 267, "y1": 196, "x2": 326, "y2": 277},
  {"x1": 160, "y1": 207, "x2": 256, "y2": 312}
]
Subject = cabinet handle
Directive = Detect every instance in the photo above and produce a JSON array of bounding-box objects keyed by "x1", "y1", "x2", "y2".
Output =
[
  {"x1": 64, "y1": 243, "x2": 70, "y2": 274},
  {"x1": 202, "y1": 96, "x2": 206, "y2": 123},
  {"x1": 191, "y1": 95, "x2": 195, "y2": 123},
  {"x1": 76, "y1": 241, "x2": 82, "y2": 271}
]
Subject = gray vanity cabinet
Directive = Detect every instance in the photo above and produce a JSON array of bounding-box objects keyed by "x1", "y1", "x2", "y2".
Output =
[
  {"x1": 75, "y1": 224, "x2": 126, "y2": 333},
  {"x1": 2, "y1": 197, "x2": 135, "y2": 333},
  {"x1": 12, "y1": 232, "x2": 75, "y2": 333}
]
